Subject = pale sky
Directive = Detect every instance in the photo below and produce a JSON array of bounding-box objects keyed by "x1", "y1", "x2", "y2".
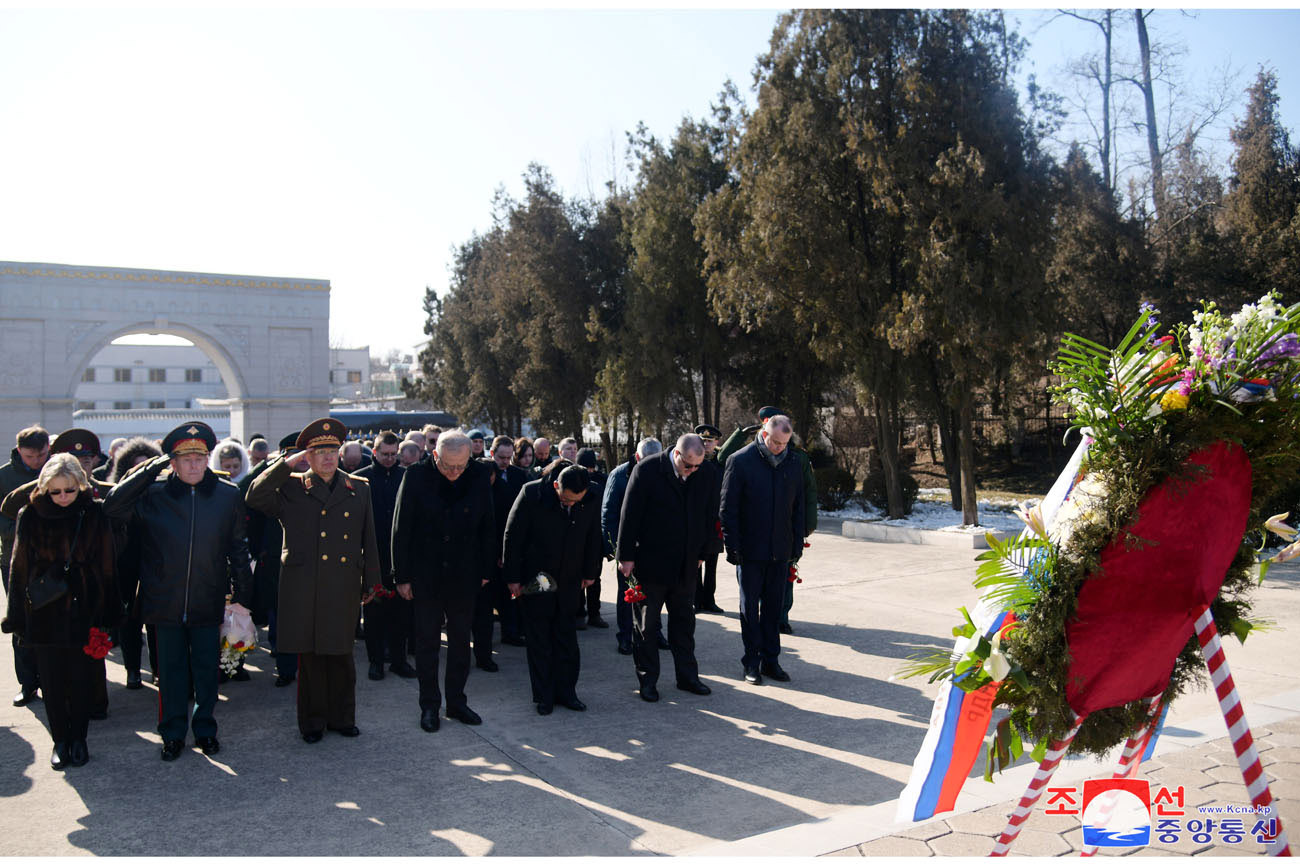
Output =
[{"x1": 2, "y1": 7, "x2": 1297, "y2": 360}]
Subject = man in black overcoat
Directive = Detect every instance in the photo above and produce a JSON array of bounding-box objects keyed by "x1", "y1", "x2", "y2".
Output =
[
  {"x1": 475, "y1": 435, "x2": 529, "y2": 662},
  {"x1": 616, "y1": 433, "x2": 717, "y2": 702},
  {"x1": 354, "y1": 431, "x2": 415, "y2": 681},
  {"x1": 391, "y1": 429, "x2": 496, "y2": 732},
  {"x1": 503, "y1": 464, "x2": 602, "y2": 714}
]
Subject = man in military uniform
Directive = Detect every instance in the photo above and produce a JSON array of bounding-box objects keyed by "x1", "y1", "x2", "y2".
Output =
[
  {"x1": 247, "y1": 418, "x2": 381, "y2": 743},
  {"x1": 693, "y1": 424, "x2": 726, "y2": 615},
  {"x1": 103, "y1": 421, "x2": 254, "y2": 760}
]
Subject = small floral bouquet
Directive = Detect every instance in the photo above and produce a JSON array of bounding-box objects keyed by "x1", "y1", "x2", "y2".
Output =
[
  {"x1": 788, "y1": 563, "x2": 802, "y2": 584},
  {"x1": 83, "y1": 627, "x2": 113, "y2": 660},
  {"x1": 902, "y1": 293, "x2": 1300, "y2": 772},
  {"x1": 522, "y1": 572, "x2": 557, "y2": 595},
  {"x1": 362, "y1": 584, "x2": 397, "y2": 605},
  {"x1": 622, "y1": 577, "x2": 646, "y2": 604},
  {"x1": 219, "y1": 604, "x2": 256, "y2": 677}
]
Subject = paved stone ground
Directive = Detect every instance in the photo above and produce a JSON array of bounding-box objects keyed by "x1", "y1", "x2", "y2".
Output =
[
  {"x1": 1, "y1": 524, "x2": 1295, "y2": 857},
  {"x1": 828, "y1": 716, "x2": 1300, "y2": 857}
]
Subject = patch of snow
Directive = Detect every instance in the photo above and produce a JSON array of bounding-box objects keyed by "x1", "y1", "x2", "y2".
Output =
[{"x1": 824, "y1": 495, "x2": 1026, "y2": 534}]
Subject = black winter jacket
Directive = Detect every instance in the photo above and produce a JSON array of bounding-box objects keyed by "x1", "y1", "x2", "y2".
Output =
[
  {"x1": 2, "y1": 491, "x2": 121, "y2": 646},
  {"x1": 502, "y1": 478, "x2": 602, "y2": 604},
  {"x1": 616, "y1": 451, "x2": 718, "y2": 585},
  {"x1": 103, "y1": 457, "x2": 253, "y2": 627},
  {"x1": 390, "y1": 459, "x2": 496, "y2": 599},
  {"x1": 354, "y1": 460, "x2": 405, "y2": 582},
  {"x1": 720, "y1": 441, "x2": 805, "y2": 564}
]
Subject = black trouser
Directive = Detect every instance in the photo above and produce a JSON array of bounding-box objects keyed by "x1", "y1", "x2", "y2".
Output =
[
  {"x1": 695, "y1": 551, "x2": 720, "y2": 608},
  {"x1": 632, "y1": 572, "x2": 698, "y2": 687},
  {"x1": 3, "y1": 566, "x2": 40, "y2": 693},
  {"x1": 737, "y1": 560, "x2": 786, "y2": 668},
  {"x1": 267, "y1": 607, "x2": 297, "y2": 679},
  {"x1": 520, "y1": 591, "x2": 580, "y2": 706},
  {"x1": 491, "y1": 565, "x2": 522, "y2": 641},
  {"x1": 119, "y1": 617, "x2": 158, "y2": 677},
  {"x1": 413, "y1": 592, "x2": 474, "y2": 712},
  {"x1": 363, "y1": 596, "x2": 409, "y2": 667},
  {"x1": 155, "y1": 624, "x2": 219, "y2": 742},
  {"x1": 33, "y1": 645, "x2": 93, "y2": 744},
  {"x1": 297, "y1": 651, "x2": 356, "y2": 735}
]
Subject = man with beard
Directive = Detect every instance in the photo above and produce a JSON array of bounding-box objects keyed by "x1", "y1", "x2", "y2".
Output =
[
  {"x1": 353, "y1": 431, "x2": 415, "y2": 681},
  {"x1": 247, "y1": 418, "x2": 381, "y2": 743},
  {"x1": 616, "y1": 434, "x2": 717, "y2": 703},
  {"x1": 391, "y1": 429, "x2": 495, "y2": 731},
  {"x1": 503, "y1": 464, "x2": 601, "y2": 715},
  {"x1": 104, "y1": 421, "x2": 254, "y2": 760}
]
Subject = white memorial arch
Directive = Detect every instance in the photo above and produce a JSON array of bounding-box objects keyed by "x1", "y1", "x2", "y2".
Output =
[{"x1": 0, "y1": 261, "x2": 332, "y2": 448}]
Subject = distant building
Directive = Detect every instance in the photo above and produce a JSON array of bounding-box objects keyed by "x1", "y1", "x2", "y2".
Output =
[{"x1": 329, "y1": 346, "x2": 371, "y2": 401}]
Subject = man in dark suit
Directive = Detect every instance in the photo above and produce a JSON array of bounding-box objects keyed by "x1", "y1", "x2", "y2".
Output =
[
  {"x1": 616, "y1": 433, "x2": 718, "y2": 702},
  {"x1": 391, "y1": 429, "x2": 496, "y2": 732},
  {"x1": 354, "y1": 431, "x2": 415, "y2": 681},
  {"x1": 721, "y1": 415, "x2": 805, "y2": 686},
  {"x1": 503, "y1": 464, "x2": 602, "y2": 715},
  {"x1": 693, "y1": 424, "x2": 726, "y2": 615},
  {"x1": 476, "y1": 435, "x2": 529, "y2": 663},
  {"x1": 600, "y1": 438, "x2": 665, "y2": 655}
]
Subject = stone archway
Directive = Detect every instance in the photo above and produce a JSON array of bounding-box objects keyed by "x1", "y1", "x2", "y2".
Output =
[{"x1": 0, "y1": 261, "x2": 332, "y2": 448}]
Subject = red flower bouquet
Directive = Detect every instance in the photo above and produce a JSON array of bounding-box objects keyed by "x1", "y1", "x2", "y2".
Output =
[{"x1": 83, "y1": 627, "x2": 113, "y2": 660}]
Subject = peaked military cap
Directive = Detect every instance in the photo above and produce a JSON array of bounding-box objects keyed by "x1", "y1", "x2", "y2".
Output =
[
  {"x1": 163, "y1": 421, "x2": 217, "y2": 457},
  {"x1": 50, "y1": 428, "x2": 102, "y2": 458},
  {"x1": 278, "y1": 431, "x2": 301, "y2": 451},
  {"x1": 694, "y1": 424, "x2": 722, "y2": 441},
  {"x1": 467, "y1": 428, "x2": 486, "y2": 441},
  {"x1": 757, "y1": 406, "x2": 783, "y2": 421},
  {"x1": 296, "y1": 418, "x2": 347, "y2": 451}
]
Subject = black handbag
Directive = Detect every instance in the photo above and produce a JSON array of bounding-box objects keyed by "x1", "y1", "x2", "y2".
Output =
[{"x1": 27, "y1": 511, "x2": 82, "y2": 611}]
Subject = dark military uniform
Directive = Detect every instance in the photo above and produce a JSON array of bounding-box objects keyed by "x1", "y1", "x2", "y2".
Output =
[{"x1": 246, "y1": 419, "x2": 380, "y2": 740}]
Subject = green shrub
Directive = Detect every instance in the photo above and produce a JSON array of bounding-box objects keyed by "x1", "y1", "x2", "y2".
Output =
[
  {"x1": 814, "y1": 466, "x2": 857, "y2": 511},
  {"x1": 862, "y1": 463, "x2": 919, "y2": 515}
]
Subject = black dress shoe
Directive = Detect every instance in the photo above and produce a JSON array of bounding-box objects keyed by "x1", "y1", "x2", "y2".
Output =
[
  {"x1": 389, "y1": 661, "x2": 418, "y2": 679},
  {"x1": 502, "y1": 635, "x2": 526, "y2": 647},
  {"x1": 89, "y1": 707, "x2": 108, "y2": 721},
  {"x1": 275, "y1": 674, "x2": 296, "y2": 688},
  {"x1": 656, "y1": 634, "x2": 670, "y2": 650},
  {"x1": 67, "y1": 733, "x2": 89, "y2": 764},
  {"x1": 587, "y1": 615, "x2": 609, "y2": 629},
  {"x1": 301, "y1": 730, "x2": 324, "y2": 744},
  {"x1": 125, "y1": 672, "x2": 143, "y2": 690},
  {"x1": 196, "y1": 736, "x2": 220, "y2": 756},
  {"x1": 559, "y1": 697, "x2": 587, "y2": 711},
  {"x1": 161, "y1": 739, "x2": 185, "y2": 761},
  {"x1": 743, "y1": 666, "x2": 763, "y2": 685},
  {"x1": 536, "y1": 702, "x2": 553, "y2": 716},
  {"x1": 420, "y1": 709, "x2": 440, "y2": 732},
  {"x1": 761, "y1": 661, "x2": 791, "y2": 682},
  {"x1": 330, "y1": 725, "x2": 361, "y2": 737},
  {"x1": 231, "y1": 668, "x2": 251, "y2": 681},
  {"x1": 617, "y1": 638, "x2": 633, "y2": 655},
  {"x1": 368, "y1": 662, "x2": 385, "y2": 681},
  {"x1": 476, "y1": 659, "x2": 499, "y2": 672},
  {"x1": 699, "y1": 601, "x2": 724, "y2": 614},
  {"x1": 676, "y1": 680, "x2": 712, "y2": 695},
  {"x1": 447, "y1": 705, "x2": 482, "y2": 726},
  {"x1": 67, "y1": 739, "x2": 89, "y2": 767},
  {"x1": 639, "y1": 684, "x2": 660, "y2": 703},
  {"x1": 778, "y1": 622, "x2": 794, "y2": 635},
  {"x1": 50, "y1": 742, "x2": 71, "y2": 770},
  {"x1": 574, "y1": 617, "x2": 588, "y2": 631},
  {"x1": 13, "y1": 687, "x2": 39, "y2": 707}
]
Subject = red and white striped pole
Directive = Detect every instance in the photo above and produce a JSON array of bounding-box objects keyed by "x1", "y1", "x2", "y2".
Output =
[
  {"x1": 1079, "y1": 694, "x2": 1164, "y2": 857},
  {"x1": 1194, "y1": 605, "x2": 1291, "y2": 856},
  {"x1": 990, "y1": 714, "x2": 1087, "y2": 856}
]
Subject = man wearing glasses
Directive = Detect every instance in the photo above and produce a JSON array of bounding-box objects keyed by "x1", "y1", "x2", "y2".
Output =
[
  {"x1": 391, "y1": 429, "x2": 496, "y2": 732},
  {"x1": 616, "y1": 433, "x2": 718, "y2": 703}
]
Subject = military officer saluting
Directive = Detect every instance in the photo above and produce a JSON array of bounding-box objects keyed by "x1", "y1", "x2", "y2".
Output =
[{"x1": 247, "y1": 418, "x2": 380, "y2": 743}]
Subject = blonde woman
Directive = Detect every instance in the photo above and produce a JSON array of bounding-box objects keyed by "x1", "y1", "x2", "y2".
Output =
[{"x1": 1, "y1": 454, "x2": 119, "y2": 770}]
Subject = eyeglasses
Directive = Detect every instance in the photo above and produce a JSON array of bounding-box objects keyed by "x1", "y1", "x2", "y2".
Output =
[
  {"x1": 47, "y1": 486, "x2": 78, "y2": 496},
  {"x1": 436, "y1": 458, "x2": 468, "y2": 474}
]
